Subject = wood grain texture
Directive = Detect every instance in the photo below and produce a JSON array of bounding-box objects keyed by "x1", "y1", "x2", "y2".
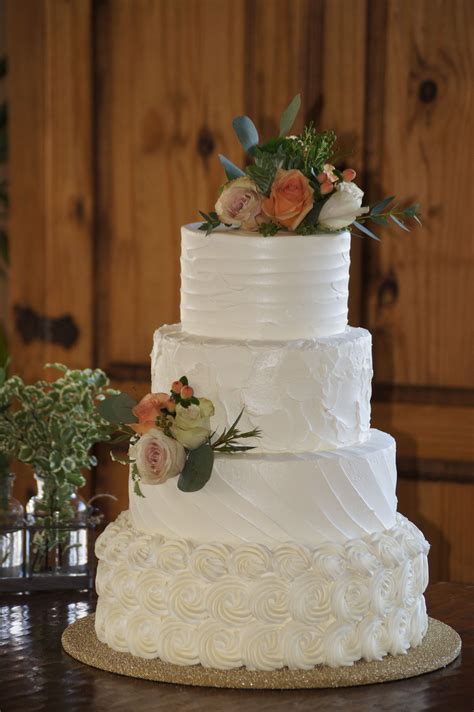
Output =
[
  {"x1": 7, "y1": 0, "x2": 93, "y2": 380},
  {"x1": 398, "y1": 479, "x2": 474, "y2": 584},
  {"x1": 7, "y1": 0, "x2": 94, "y2": 503},
  {"x1": 365, "y1": 0, "x2": 474, "y2": 388},
  {"x1": 94, "y1": 0, "x2": 247, "y2": 370}
]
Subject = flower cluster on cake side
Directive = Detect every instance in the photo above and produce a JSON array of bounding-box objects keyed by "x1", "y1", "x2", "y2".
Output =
[
  {"x1": 199, "y1": 94, "x2": 421, "y2": 238},
  {"x1": 98, "y1": 377, "x2": 260, "y2": 496}
]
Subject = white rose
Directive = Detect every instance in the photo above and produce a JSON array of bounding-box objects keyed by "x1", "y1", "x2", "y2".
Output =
[
  {"x1": 170, "y1": 398, "x2": 215, "y2": 450},
  {"x1": 318, "y1": 181, "x2": 369, "y2": 230},
  {"x1": 130, "y1": 428, "x2": 186, "y2": 485},
  {"x1": 215, "y1": 177, "x2": 265, "y2": 231}
]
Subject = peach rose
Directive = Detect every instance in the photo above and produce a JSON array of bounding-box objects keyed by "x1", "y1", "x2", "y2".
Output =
[
  {"x1": 215, "y1": 176, "x2": 265, "y2": 231},
  {"x1": 130, "y1": 428, "x2": 186, "y2": 485},
  {"x1": 130, "y1": 392, "x2": 168, "y2": 434},
  {"x1": 262, "y1": 169, "x2": 314, "y2": 230}
]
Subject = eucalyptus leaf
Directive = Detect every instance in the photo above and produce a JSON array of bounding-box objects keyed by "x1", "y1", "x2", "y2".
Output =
[
  {"x1": 353, "y1": 220, "x2": 380, "y2": 241},
  {"x1": 178, "y1": 443, "x2": 214, "y2": 492},
  {"x1": 218, "y1": 154, "x2": 246, "y2": 181},
  {"x1": 232, "y1": 116, "x2": 259, "y2": 154},
  {"x1": 371, "y1": 196, "x2": 395, "y2": 215},
  {"x1": 390, "y1": 214, "x2": 410, "y2": 232},
  {"x1": 97, "y1": 392, "x2": 138, "y2": 424},
  {"x1": 279, "y1": 94, "x2": 301, "y2": 137}
]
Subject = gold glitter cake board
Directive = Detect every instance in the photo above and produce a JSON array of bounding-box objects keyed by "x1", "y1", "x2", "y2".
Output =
[{"x1": 62, "y1": 615, "x2": 461, "y2": 690}]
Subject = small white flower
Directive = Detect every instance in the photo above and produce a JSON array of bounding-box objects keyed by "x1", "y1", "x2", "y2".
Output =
[
  {"x1": 170, "y1": 399, "x2": 215, "y2": 450},
  {"x1": 318, "y1": 181, "x2": 369, "y2": 230}
]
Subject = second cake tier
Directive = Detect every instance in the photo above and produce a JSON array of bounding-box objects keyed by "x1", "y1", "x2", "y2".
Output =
[{"x1": 152, "y1": 324, "x2": 372, "y2": 453}]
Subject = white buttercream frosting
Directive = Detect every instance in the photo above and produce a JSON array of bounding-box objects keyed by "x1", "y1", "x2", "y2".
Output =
[
  {"x1": 180, "y1": 223, "x2": 350, "y2": 340},
  {"x1": 151, "y1": 324, "x2": 372, "y2": 453},
  {"x1": 129, "y1": 429, "x2": 397, "y2": 545},
  {"x1": 95, "y1": 511, "x2": 429, "y2": 670}
]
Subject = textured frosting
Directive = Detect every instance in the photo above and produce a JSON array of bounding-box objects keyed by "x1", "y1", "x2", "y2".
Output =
[
  {"x1": 151, "y1": 324, "x2": 372, "y2": 454},
  {"x1": 180, "y1": 223, "x2": 350, "y2": 340},
  {"x1": 95, "y1": 511, "x2": 429, "y2": 669},
  {"x1": 129, "y1": 430, "x2": 397, "y2": 546}
]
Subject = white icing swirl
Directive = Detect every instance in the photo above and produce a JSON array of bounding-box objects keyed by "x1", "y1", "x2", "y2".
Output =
[
  {"x1": 289, "y1": 572, "x2": 332, "y2": 623},
  {"x1": 94, "y1": 598, "x2": 107, "y2": 641},
  {"x1": 332, "y1": 575, "x2": 370, "y2": 622},
  {"x1": 158, "y1": 621, "x2": 199, "y2": 665},
  {"x1": 282, "y1": 622, "x2": 324, "y2": 669},
  {"x1": 126, "y1": 612, "x2": 160, "y2": 658},
  {"x1": 358, "y1": 615, "x2": 389, "y2": 661},
  {"x1": 101, "y1": 530, "x2": 134, "y2": 566},
  {"x1": 370, "y1": 568, "x2": 397, "y2": 616},
  {"x1": 242, "y1": 624, "x2": 283, "y2": 671},
  {"x1": 396, "y1": 559, "x2": 417, "y2": 608},
  {"x1": 155, "y1": 539, "x2": 190, "y2": 574},
  {"x1": 189, "y1": 543, "x2": 230, "y2": 581},
  {"x1": 413, "y1": 553, "x2": 429, "y2": 595},
  {"x1": 272, "y1": 543, "x2": 312, "y2": 580},
  {"x1": 410, "y1": 596, "x2": 428, "y2": 646},
  {"x1": 168, "y1": 573, "x2": 207, "y2": 622},
  {"x1": 323, "y1": 621, "x2": 360, "y2": 667},
  {"x1": 198, "y1": 622, "x2": 242, "y2": 669},
  {"x1": 206, "y1": 577, "x2": 252, "y2": 626},
  {"x1": 136, "y1": 569, "x2": 169, "y2": 616},
  {"x1": 250, "y1": 576, "x2": 290, "y2": 624},
  {"x1": 110, "y1": 563, "x2": 138, "y2": 610},
  {"x1": 228, "y1": 543, "x2": 272, "y2": 579},
  {"x1": 95, "y1": 560, "x2": 114, "y2": 599},
  {"x1": 369, "y1": 532, "x2": 406, "y2": 568},
  {"x1": 386, "y1": 607, "x2": 412, "y2": 655},
  {"x1": 94, "y1": 523, "x2": 122, "y2": 559},
  {"x1": 103, "y1": 603, "x2": 129, "y2": 652},
  {"x1": 345, "y1": 539, "x2": 380, "y2": 575},
  {"x1": 312, "y1": 543, "x2": 346, "y2": 580},
  {"x1": 126, "y1": 535, "x2": 156, "y2": 569}
]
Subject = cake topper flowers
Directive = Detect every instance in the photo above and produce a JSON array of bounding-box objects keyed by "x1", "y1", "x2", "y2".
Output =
[
  {"x1": 199, "y1": 94, "x2": 421, "y2": 238},
  {"x1": 98, "y1": 377, "x2": 261, "y2": 495}
]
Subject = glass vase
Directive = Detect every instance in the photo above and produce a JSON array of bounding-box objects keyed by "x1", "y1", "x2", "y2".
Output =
[
  {"x1": 25, "y1": 473, "x2": 92, "y2": 580},
  {"x1": 0, "y1": 472, "x2": 25, "y2": 579}
]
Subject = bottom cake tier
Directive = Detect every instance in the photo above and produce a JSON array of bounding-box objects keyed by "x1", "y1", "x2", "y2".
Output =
[{"x1": 94, "y1": 511, "x2": 429, "y2": 670}]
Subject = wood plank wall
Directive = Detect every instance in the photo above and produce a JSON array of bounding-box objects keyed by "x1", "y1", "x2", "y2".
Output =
[{"x1": 6, "y1": 0, "x2": 474, "y2": 582}]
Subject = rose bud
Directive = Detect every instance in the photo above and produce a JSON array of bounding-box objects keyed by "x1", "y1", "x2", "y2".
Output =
[
  {"x1": 342, "y1": 168, "x2": 357, "y2": 182},
  {"x1": 320, "y1": 181, "x2": 334, "y2": 195},
  {"x1": 165, "y1": 398, "x2": 176, "y2": 413},
  {"x1": 316, "y1": 172, "x2": 327, "y2": 184},
  {"x1": 181, "y1": 385, "x2": 194, "y2": 399},
  {"x1": 171, "y1": 380, "x2": 184, "y2": 394}
]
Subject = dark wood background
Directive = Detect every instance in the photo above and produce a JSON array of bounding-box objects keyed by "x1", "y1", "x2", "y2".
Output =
[{"x1": 5, "y1": 0, "x2": 474, "y2": 583}]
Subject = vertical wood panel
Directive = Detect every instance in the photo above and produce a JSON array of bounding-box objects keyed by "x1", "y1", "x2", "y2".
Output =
[
  {"x1": 366, "y1": 0, "x2": 474, "y2": 388},
  {"x1": 7, "y1": 0, "x2": 94, "y2": 502}
]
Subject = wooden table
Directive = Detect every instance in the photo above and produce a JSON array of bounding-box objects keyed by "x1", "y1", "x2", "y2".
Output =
[{"x1": 0, "y1": 582, "x2": 472, "y2": 712}]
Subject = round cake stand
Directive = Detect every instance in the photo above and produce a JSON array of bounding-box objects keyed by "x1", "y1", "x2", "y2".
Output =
[{"x1": 62, "y1": 615, "x2": 461, "y2": 690}]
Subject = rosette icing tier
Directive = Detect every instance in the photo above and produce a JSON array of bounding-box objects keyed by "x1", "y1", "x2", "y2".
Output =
[
  {"x1": 180, "y1": 224, "x2": 350, "y2": 340},
  {"x1": 95, "y1": 512, "x2": 430, "y2": 670},
  {"x1": 152, "y1": 324, "x2": 372, "y2": 454}
]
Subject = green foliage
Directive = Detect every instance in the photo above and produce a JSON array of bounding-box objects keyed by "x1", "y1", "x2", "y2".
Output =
[
  {"x1": 198, "y1": 211, "x2": 221, "y2": 236},
  {"x1": 0, "y1": 364, "x2": 118, "y2": 520},
  {"x1": 218, "y1": 154, "x2": 246, "y2": 181},
  {"x1": 258, "y1": 222, "x2": 280, "y2": 236},
  {"x1": 178, "y1": 443, "x2": 214, "y2": 492},
  {"x1": 245, "y1": 146, "x2": 285, "y2": 195},
  {"x1": 354, "y1": 198, "x2": 422, "y2": 239},
  {"x1": 279, "y1": 94, "x2": 301, "y2": 137},
  {"x1": 98, "y1": 392, "x2": 138, "y2": 424},
  {"x1": 211, "y1": 409, "x2": 261, "y2": 454},
  {"x1": 232, "y1": 115, "x2": 259, "y2": 154}
]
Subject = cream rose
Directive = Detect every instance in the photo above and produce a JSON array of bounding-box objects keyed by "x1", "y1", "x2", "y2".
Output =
[
  {"x1": 170, "y1": 398, "x2": 215, "y2": 450},
  {"x1": 262, "y1": 168, "x2": 314, "y2": 230},
  {"x1": 130, "y1": 428, "x2": 186, "y2": 485},
  {"x1": 215, "y1": 177, "x2": 265, "y2": 231},
  {"x1": 318, "y1": 181, "x2": 369, "y2": 230}
]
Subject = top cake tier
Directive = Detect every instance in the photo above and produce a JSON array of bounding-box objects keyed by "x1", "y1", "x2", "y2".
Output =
[{"x1": 180, "y1": 224, "x2": 350, "y2": 341}]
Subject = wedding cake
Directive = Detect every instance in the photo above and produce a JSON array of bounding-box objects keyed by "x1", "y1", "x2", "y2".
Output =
[{"x1": 94, "y1": 97, "x2": 428, "y2": 671}]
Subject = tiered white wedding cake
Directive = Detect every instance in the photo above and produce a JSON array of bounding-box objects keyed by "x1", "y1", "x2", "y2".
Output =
[{"x1": 94, "y1": 223, "x2": 429, "y2": 670}]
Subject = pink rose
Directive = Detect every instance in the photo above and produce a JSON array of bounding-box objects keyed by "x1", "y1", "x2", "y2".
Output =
[
  {"x1": 215, "y1": 176, "x2": 265, "y2": 231},
  {"x1": 262, "y1": 169, "x2": 314, "y2": 230},
  {"x1": 130, "y1": 392, "x2": 168, "y2": 434},
  {"x1": 130, "y1": 428, "x2": 186, "y2": 485}
]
